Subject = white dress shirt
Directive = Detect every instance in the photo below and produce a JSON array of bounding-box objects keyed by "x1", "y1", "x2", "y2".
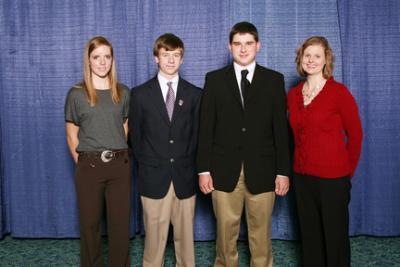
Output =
[
  {"x1": 158, "y1": 73, "x2": 179, "y2": 102},
  {"x1": 233, "y1": 61, "x2": 256, "y2": 104}
]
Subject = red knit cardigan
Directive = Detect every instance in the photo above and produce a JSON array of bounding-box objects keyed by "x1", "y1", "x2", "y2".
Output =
[{"x1": 287, "y1": 78, "x2": 363, "y2": 178}]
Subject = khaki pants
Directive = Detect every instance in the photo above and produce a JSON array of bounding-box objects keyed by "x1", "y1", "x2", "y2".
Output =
[
  {"x1": 212, "y1": 167, "x2": 275, "y2": 267},
  {"x1": 141, "y1": 183, "x2": 196, "y2": 267}
]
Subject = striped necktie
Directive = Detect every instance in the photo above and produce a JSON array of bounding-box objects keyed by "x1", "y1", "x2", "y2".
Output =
[{"x1": 166, "y1": 81, "x2": 175, "y2": 120}]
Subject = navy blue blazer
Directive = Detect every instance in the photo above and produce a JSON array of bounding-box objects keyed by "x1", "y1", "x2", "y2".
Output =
[{"x1": 129, "y1": 76, "x2": 201, "y2": 199}]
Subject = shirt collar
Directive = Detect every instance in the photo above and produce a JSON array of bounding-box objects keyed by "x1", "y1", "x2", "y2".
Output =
[
  {"x1": 157, "y1": 73, "x2": 179, "y2": 88},
  {"x1": 157, "y1": 73, "x2": 179, "y2": 101},
  {"x1": 233, "y1": 61, "x2": 256, "y2": 83}
]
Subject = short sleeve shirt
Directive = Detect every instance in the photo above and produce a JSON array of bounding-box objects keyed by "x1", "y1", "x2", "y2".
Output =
[{"x1": 64, "y1": 84, "x2": 130, "y2": 152}]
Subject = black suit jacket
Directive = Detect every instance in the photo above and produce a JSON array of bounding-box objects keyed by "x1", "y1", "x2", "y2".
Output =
[
  {"x1": 129, "y1": 76, "x2": 201, "y2": 199},
  {"x1": 196, "y1": 64, "x2": 290, "y2": 194}
]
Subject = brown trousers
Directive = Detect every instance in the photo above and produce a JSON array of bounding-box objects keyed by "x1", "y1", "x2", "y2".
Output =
[
  {"x1": 212, "y1": 167, "x2": 275, "y2": 267},
  {"x1": 75, "y1": 152, "x2": 131, "y2": 267},
  {"x1": 141, "y1": 183, "x2": 196, "y2": 267}
]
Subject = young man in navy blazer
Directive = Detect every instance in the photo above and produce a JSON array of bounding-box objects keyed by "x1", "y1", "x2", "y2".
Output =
[
  {"x1": 129, "y1": 33, "x2": 201, "y2": 267},
  {"x1": 197, "y1": 22, "x2": 290, "y2": 267}
]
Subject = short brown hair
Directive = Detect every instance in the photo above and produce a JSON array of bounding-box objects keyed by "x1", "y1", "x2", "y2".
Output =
[
  {"x1": 229, "y1": 21, "x2": 259, "y2": 44},
  {"x1": 295, "y1": 36, "x2": 334, "y2": 79},
  {"x1": 153, "y1": 33, "x2": 184, "y2": 57}
]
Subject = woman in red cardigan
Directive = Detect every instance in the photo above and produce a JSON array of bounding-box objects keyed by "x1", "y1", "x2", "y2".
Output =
[{"x1": 288, "y1": 36, "x2": 363, "y2": 267}]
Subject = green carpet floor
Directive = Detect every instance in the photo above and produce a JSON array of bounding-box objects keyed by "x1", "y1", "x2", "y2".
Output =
[{"x1": 0, "y1": 235, "x2": 399, "y2": 266}]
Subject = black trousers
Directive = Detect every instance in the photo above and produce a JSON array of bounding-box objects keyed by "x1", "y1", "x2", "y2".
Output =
[
  {"x1": 294, "y1": 173, "x2": 351, "y2": 267},
  {"x1": 75, "y1": 151, "x2": 131, "y2": 267}
]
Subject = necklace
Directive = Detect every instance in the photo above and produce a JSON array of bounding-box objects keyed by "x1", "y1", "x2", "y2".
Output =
[{"x1": 302, "y1": 81, "x2": 322, "y2": 106}]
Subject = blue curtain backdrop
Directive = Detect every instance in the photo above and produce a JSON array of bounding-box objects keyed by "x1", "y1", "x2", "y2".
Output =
[
  {"x1": 337, "y1": 0, "x2": 400, "y2": 236},
  {"x1": 0, "y1": 0, "x2": 399, "y2": 239}
]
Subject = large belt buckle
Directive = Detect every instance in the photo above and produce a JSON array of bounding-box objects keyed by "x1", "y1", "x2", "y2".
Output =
[{"x1": 101, "y1": 150, "x2": 114, "y2": 163}]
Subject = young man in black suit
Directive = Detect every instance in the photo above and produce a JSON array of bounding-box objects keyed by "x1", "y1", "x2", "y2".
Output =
[
  {"x1": 197, "y1": 22, "x2": 290, "y2": 267},
  {"x1": 129, "y1": 33, "x2": 201, "y2": 267}
]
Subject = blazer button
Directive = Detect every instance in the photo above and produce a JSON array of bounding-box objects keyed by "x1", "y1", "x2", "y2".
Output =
[
  {"x1": 170, "y1": 158, "x2": 175, "y2": 163},
  {"x1": 241, "y1": 127, "x2": 246, "y2": 132},
  {"x1": 169, "y1": 139, "x2": 174, "y2": 144}
]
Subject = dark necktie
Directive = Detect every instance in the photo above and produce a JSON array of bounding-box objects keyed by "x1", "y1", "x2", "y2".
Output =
[
  {"x1": 166, "y1": 81, "x2": 175, "y2": 121},
  {"x1": 241, "y1": 69, "x2": 250, "y2": 103}
]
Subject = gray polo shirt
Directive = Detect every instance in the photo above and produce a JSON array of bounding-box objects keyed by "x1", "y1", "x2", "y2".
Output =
[{"x1": 65, "y1": 84, "x2": 130, "y2": 152}]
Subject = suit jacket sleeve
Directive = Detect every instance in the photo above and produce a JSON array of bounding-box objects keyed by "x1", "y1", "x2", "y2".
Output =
[
  {"x1": 272, "y1": 76, "x2": 290, "y2": 176},
  {"x1": 196, "y1": 74, "x2": 216, "y2": 172},
  {"x1": 190, "y1": 90, "x2": 202, "y2": 159}
]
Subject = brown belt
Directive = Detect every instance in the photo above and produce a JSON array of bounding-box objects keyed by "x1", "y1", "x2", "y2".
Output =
[{"x1": 78, "y1": 149, "x2": 130, "y2": 163}]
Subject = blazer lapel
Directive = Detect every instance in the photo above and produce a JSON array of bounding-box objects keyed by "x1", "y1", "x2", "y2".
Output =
[
  {"x1": 148, "y1": 77, "x2": 170, "y2": 124},
  {"x1": 226, "y1": 65, "x2": 243, "y2": 108},
  {"x1": 170, "y1": 79, "x2": 186, "y2": 125}
]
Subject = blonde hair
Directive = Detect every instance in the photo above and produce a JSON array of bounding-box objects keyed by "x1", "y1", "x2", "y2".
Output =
[
  {"x1": 295, "y1": 36, "x2": 334, "y2": 79},
  {"x1": 83, "y1": 36, "x2": 121, "y2": 106}
]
